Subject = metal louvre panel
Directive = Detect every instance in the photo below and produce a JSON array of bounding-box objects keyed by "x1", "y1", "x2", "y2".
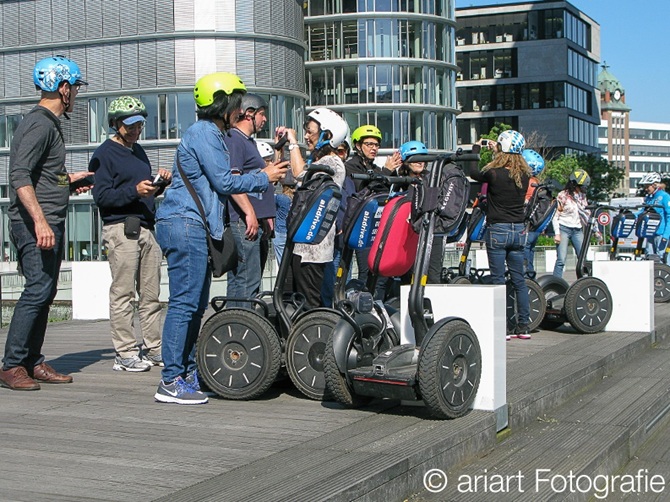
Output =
[
  {"x1": 52, "y1": 0, "x2": 70, "y2": 42},
  {"x1": 144, "y1": 149, "x2": 160, "y2": 172},
  {"x1": 3, "y1": 2, "x2": 19, "y2": 47},
  {"x1": 174, "y1": 0, "x2": 194, "y2": 31},
  {"x1": 254, "y1": 0, "x2": 271, "y2": 34},
  {"x1": 270, "y1": 44, "x2": 286, "y2": 89},
  {"x1": 235, "y1": 0, "x2": 253, "y2": 33},
  {"x1": 156, "y1": 39, "x2": 175, "y2": 87},
  {"x1": 155, "y1": 0, "x2": 174, "y2": 32},
  {"x1": 119, "y1": 0, "x2": 138, "y2": 35},
  {"x1": 20, "y1": 53, "x2": 36, "y2": 98},
  {"x1": 69, "y1": 47, "x2": 87, "y2": 86},
  {"x1": 216, "y1": 0, "x2": 235, "y2": 31},
  {"x1": 61, "y1": 106, "x2": 88, "y2": 146},
  {"x1": 66, "y1": 150, "x2": 90, "y2": 174},
  {"x1": 86, "y1": 0, "x2": 103, "y2": 39},
  {"x1": 255, "y1": 40, "x2": 273, "y2": 88},
  {"x1": 0, "y1": 157, "x2": 8, "y2": 186},
  {"x1": 69, "y1": 0, "x2": 86, "y2": 40},
  {"x1": 270, "y1": 0, "x2": 284, "y2": 36},
  {"x1": 235, "y1": 40, "x2": 255, "y2": 84},
  {"x1": 0, "y1": 57, "x2": 4, "y2": 101},
  {"x1": 138, "y1": 0, "x2": 157, "y2": 34},
  {"x1": 87, "y1": 45, "x2": 104, "y2": 93},
  {"x1": 215, "y1": 39, "x2": 236, "y2": 75},
  {"x1": 35, "y1": 0, "x2": 53, "y2": 44},
  {"x1": 103, "y1": 45, "x2": 122, "y2": 91},
  {"x1": 102, "y1": 1, "x2": 121, "y2": 37},
  {"x1": 159, "y1": 147, "x2": 177, "y2": 170},
  {"x1": 4, "y1": 54, "x2": 21, "y2": 98},
  {"x1": 138, "y1": 40, "x2": 158, "y2": 87},
  {"x1": 286, "y1": 0, "x2": 303, "y2": 40},
  {"x1": 19, "y1": 1, "x2": 37, "y2": 46},
  {"x1": 121, "y1": 42, "x2": 140, "y2": 89},
  {"x1": 174, "y1": 39, "x2": 195, "y2": 85},
  {"x1": 287, "y1": 48, "x2": 304, "y2": 92}
]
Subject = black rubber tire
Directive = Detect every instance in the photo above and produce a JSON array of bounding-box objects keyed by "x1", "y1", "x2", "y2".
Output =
[
  {"x1": 418, "y1": 319, "x2": 481, "y2": 419},
  {"x1": 564, "y1": 277, "x2": 613, "y2": 334},
  {"x1": 653, "y1": 263, "x2": 670, "y2": 303},
  {"x1": 449, "y1": 276, "x2": 472, "y2": 285},
  {"x1": 323, "y1": 313, "x2": 392, "y2": 408},
  {"x1": 537, "y1": 275, "x2": 570, "y2": 330},
  {"x1": 196, "y1": 309, "x2": 281, "y2": 400},
  {"x1": 506, "y1": 279, "x2": 547, "y2": 332},
  {"x1": 285, "y1": 310, "x2": 340, "y2": 401}
]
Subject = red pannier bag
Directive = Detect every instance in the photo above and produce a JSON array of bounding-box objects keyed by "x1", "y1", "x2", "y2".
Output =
[{"x1": 367, "y1": 194, "x2": 419, "y2": 277}]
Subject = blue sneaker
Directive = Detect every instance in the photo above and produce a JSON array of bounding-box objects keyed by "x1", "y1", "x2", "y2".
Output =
[
  {"x1": 154, "y1": 377, "x2": 208, "y2": 405},
  {"x1": 185, "y1": 369, "x2": 217, "y2": 397}
]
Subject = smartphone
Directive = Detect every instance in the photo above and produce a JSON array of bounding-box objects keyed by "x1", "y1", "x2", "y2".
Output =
[
  {"x1": 151, "y1": 174, "x2": 169, "y2": 187},
  {"x1": 479, "y1": 139, "x2": 490, "y2": 149},
  {"x1": 70, "y1": 174, "x2": 95, "y2": 190}
]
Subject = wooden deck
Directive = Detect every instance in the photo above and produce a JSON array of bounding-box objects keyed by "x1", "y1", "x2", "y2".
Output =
[{"x1": 0, "y1": 301, "x2": 668, "y2": 502}]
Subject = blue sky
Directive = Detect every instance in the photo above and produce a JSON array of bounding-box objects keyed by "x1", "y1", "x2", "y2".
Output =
[{"x1": 457, "y1": 0, "x2": 665, "y2": 123}]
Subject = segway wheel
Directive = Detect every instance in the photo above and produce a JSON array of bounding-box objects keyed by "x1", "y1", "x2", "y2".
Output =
[
  {"x1": 285, "y1": 310, "x2": 340, "y2": 401},
  {"x1": 196, "y1": 309, "x2": 281, "y2": 400},
  {"x1": 449, "y1": 276, "x2": 471, "y2": 285},
  {"x1": 537, "y1": 275, "x2": 570, "y2": 330},
  {"x1": 323, "y1": 311, "x2": 392, "y2": 408},
  {"x1": 418, "y1": 319, "x2": 481, "y2": 419},
  {"x1": 564, "y1": 277, "x2": 613, "y2": 334},
  {"x1": 653, "y1": 263, "x2": 670, "y2": 303},
  {"x1": 506, "y1": 279, "x2": 547, "y2": 332}
]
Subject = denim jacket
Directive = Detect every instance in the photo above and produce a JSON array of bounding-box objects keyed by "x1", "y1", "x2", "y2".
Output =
[{"x1": 156, "y1": 120, "x2": 269, "y2": 240}]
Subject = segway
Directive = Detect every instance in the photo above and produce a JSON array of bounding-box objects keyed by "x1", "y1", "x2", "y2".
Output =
[
  {"x1": 195, "y1": 165, "x2": 342, "y2": 400},
  {"x1": 609, "y1": 204, "x2": 670, "y2": 303},
  {"x1": 324, "y1": 150, "x2": 483, "y2": 419},
  {"x1": 537, "y1": 204, "x2": 614, "y2": 333}
]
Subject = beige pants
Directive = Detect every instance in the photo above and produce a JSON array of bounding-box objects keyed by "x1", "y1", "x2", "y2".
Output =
[{"x1": 103, "y1": 222, "x2": 163, "y2": 358}]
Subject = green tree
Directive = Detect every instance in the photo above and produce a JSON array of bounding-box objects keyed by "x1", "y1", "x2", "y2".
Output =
[{"x1": 544, "y1": 154, "x2": 624, "y2": 202}]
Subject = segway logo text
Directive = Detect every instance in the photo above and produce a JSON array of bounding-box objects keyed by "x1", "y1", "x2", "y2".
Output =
[
  {"x1": 357, "y1": 210, "x2": 371, "y2": 248},
  {"x1": 306, "y1": 199, "x2": 327, "y2": 241}
]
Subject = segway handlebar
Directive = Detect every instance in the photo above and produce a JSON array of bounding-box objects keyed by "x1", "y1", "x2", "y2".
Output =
[{"x1": 350, "y1": 172, "x2": 420, "y2": 187}]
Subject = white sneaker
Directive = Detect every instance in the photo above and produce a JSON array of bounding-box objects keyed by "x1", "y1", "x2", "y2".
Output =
[{"x1": 113, "y1": 355, "x2": 151, "y2": 372}]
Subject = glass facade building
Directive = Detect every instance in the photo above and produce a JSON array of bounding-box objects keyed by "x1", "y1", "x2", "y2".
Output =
[
  {"x1": 455, "y1": 1, "x2": 601, "y2": 158},
  {"x1": 303, "y1": 0, "x2": 459, "y2": 153},
  {"x1": 0, "y1": 0, "x2": 307, "y2": 262}
]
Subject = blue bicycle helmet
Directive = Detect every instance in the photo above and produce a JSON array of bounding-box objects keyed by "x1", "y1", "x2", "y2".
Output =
[
  {"x1": 399, "y1": 140, "x2": 428, "y2": 161},
  {"x1": 522, "y1": 149, "x2": 545, "y2": 176},
  {"x1": 33, "y1": 56, "x2": 88, "y2": 92},
  {"x1": 497, "y1": 130, "x2": 525, "y2": 154}
]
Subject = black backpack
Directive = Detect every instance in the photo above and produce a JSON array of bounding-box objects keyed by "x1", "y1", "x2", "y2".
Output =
[
  {"x1": 410, "y1": 161, "x2": 470, "y2": 235},
  {"x1": 525, "y1": 185, "x2": 556, "y2": 233}
]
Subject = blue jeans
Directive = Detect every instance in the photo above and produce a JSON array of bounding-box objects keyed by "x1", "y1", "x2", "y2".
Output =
[
  {"x1": 553, "y1": 225, "x2": 583, "y2": 278},
  {"x1": 156, "y1": 216, "x2": 211, "y2": 383},
  {"x1": 226, "y1": 219, "x2": 264, "y2": 304},
  {"x1": 3, "y1": 221, "x2": 65, "y2": 370},
  {"x1": 273, "y1": 231, "x2": 287, "y2": 266},
  {"x1": 646, "y1": 235, "x2": 670, "y2": 265},
  {"x1": 321, "y1": 247, "x2": 342, "y2": 307},
  {"x1": 524, "y1": 230, "x2": 541, "y2": 274},
  {"x1": 485, "y1": 223, "x2": 529, "y2": 326}
]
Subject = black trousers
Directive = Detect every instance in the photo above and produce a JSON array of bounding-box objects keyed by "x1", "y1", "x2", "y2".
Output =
[{"x1": 291, "y1": 255, "x2": 326, "y2": 308}]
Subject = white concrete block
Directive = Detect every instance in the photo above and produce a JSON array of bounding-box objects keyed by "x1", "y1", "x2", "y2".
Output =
[
  {"x1": 592, "y1": 260, "x2": 654, "y2": 333},
  {"x1": 72, "y1": 262, "x2": 112, "y2": 320},
  {"x1": 400, "y1": 284, "x2": 507, "y2": 427},
  {"x1": 545, "y1": 249, "x2": 557, "y2": 272},
  {"x1": 474, "y1": 248, "x2": 489, "y2": 270}
]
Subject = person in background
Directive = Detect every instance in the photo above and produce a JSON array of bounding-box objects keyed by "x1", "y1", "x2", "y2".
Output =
[
  {"x1": 465, "y1": 131, "x2": 532, "y2": 340},
  {"x1": 1, "y1": 56, "x2": 92, "y2": 391},
  {"x1": 521, "y1": 148, "x2": 545, "y2": 275},
  {"x1": 275, "y1": 108, "x2": 349, "y2": 308},
  {"x1": 637, "y1": 172, "x2": 670, "y2": 263},
  {"x1": 153, "y1": 72, "x2": 288, "y2": 405},
  {"x1": 335, "y1": 136, "x2": 351, "y2": 163},
  {"x1": 552, "y1": 169, "x2": 590, "y2": 279},
  {"x1": 225, "y1": 94, "x2": 278, "y2": 304},
  {"x1": 90, "y1": 96, "x2": 171, "y2": 373}
]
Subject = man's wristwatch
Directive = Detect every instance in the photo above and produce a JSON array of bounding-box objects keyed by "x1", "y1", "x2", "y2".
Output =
[{"x1": 288, "y1": 143, "x2": 299, "y2": 151}]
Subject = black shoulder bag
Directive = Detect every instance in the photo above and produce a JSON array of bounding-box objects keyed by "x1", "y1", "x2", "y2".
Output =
[{"x1": 176, "y1": 157, "x2": 238, "y2": 277}]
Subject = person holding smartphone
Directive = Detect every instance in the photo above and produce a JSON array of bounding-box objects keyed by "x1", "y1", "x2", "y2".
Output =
[
  {"x1": 465, "y1": 131, "x2": 533, "y2": 340},
  {"x1": 90, "y1": 96, "x2": 172, "y2": 372}
]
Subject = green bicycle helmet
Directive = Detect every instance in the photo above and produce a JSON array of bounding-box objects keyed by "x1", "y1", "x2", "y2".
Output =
[
  {"x1": 351, "y1": 125, "x2": 382, "y2": 144},
  {"x1": 193, "y1": 72, "x2": 246, "y2": 108},
  {"x1": 107, "y1": 96, "x2": 147, "y2": 127}
]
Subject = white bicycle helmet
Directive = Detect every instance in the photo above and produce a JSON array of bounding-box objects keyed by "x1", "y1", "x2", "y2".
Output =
[
  {"x1": 307, "y1": 108, "x2": 349, "y2": 149},
  {"x1": 639, "y1": 172, "x2": 662, "y2": 186},
  {"x1": 497, "y1": 130, "x2": 525, "y2": 154},
  {"x1": 255, "y1": 140, "x2": 274, "y2": 159}
]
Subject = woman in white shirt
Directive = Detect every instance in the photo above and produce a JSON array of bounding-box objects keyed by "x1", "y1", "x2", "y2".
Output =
[{"x1": 552, "y1": 169, "x2": 590, "y2": 278}]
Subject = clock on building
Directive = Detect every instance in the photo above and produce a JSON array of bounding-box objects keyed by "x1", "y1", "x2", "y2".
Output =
[{"x1": 613, "y1": 89, "x2": 621, "y2": 101}]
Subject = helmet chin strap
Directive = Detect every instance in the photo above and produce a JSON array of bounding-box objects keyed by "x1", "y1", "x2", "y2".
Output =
[{"x1": 60, "y1": 83, "x2": 72, "y2": 120}]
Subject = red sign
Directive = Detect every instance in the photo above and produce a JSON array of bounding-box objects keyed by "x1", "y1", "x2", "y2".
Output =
[{"x1": 597, "y1": 212, "x2": 611, "y2": 226}]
